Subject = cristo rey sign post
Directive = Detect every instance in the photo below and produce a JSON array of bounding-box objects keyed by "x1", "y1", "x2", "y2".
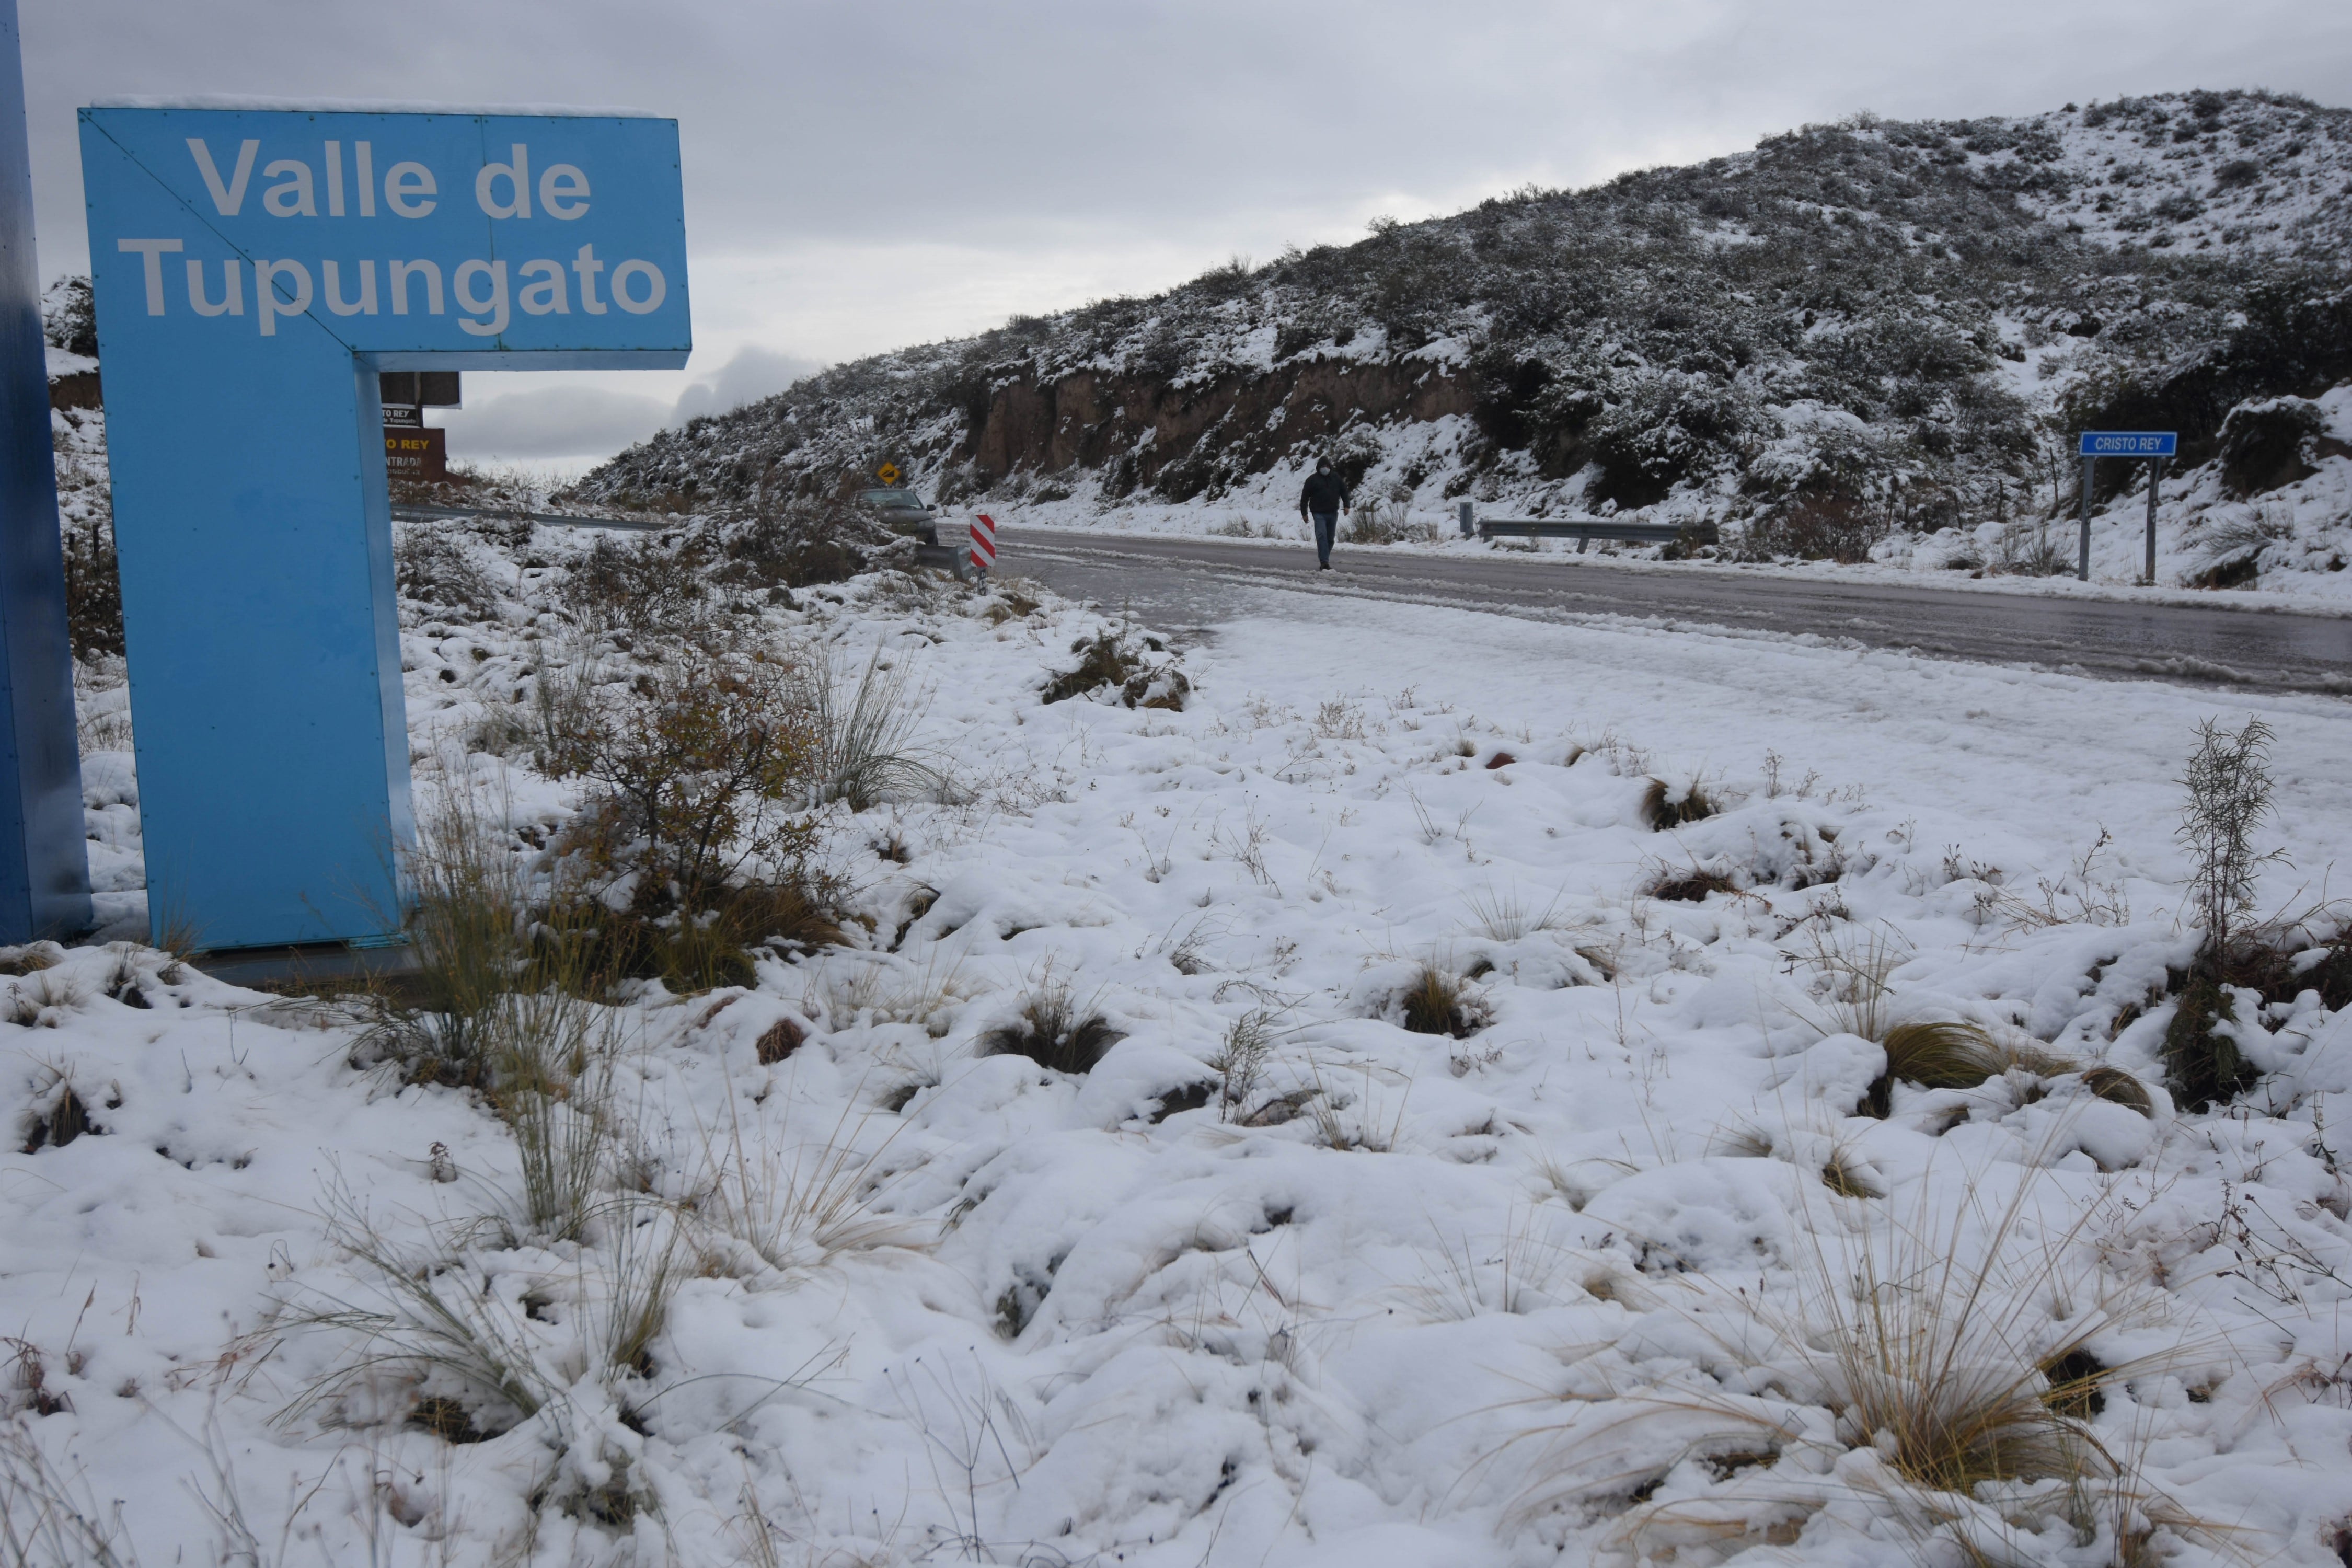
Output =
[{"x1": 81, "y1": 106, "x2": 690, "y2": 949}]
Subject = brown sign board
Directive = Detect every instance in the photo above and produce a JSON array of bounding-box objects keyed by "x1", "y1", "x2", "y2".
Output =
[
  {"x1": 378, "y1": 371, "x2": 460, "y2": 408},
  {"x1": 385, "y1": 426, "x2": 447, "y2": 482}
]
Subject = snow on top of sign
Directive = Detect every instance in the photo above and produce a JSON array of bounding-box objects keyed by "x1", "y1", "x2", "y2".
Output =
[{"x1": 86, "y1": 95, "x2": 666, "y2": 119}]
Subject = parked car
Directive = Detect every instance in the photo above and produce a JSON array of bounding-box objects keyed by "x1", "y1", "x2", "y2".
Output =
[
  {"x1": 855, "y1": 487, "x2": 974, "y2": 579},
  {"x1": 856, "y1": 487, "x2": 939, "y2": 543}
]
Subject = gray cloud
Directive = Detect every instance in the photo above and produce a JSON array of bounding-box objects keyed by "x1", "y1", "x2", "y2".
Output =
[
  {"x1": 22, "y1": 2, "x2": 2352, "y2": 376},
  {"x1": 670, "y1": 345, "x2": 822, "y2": 425}
]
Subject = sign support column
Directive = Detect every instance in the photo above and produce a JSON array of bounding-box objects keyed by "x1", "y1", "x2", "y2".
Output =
[
  {"x1": 0, "y1": 0, "x2": 91, "y2": 941},
  {"x1": 2077, "y1": 455, "x2": 2096, "y2": 582},
  {"x1": 2074, "y1": 431, "x2": 2177, "y2": 585}
]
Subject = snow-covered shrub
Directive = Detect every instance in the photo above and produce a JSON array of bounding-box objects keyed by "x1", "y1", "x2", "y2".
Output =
[
  {"x1": 1041, "y1": 630, "x2": 1190, "y2": 710},
  {"x1": 1583, "y1": 372, "x2": 1751, "y2": 509},
  {"x1": 541, "y1": 643, "x2": 819, "y2": 897},
  {"x1": 558, "y1": 531, "x2": 705, "y2": 634},
  {"x1": 1745, "y1": 491, "x2": 1889, "y2": 563},
  {"x1": 393, "y1": 526, "x2": 501, "y2": 620},
  {"x1": 2217, "y1": 396, "x2": 2327, "y2": 497},
  {"x1": 40, "y1": 275, "x2": 94, "y2": 360},
  {"x1": 697, "y1": 499, "x2": 893, "y2": 591}
]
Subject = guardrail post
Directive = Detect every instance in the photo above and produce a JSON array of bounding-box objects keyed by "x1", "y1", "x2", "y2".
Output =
[
  {"x1": 2143, "y1": 457, "x2": 2162, "y2": 585},
  {"x1": 2077, "y1": 454, "x2": 2095, "y2": 582},
  {"x1": 1458, "y1": 501, "x2": 1474, "y2": 538}
]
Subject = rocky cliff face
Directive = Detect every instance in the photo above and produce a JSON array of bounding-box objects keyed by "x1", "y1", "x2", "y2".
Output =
[{"x1": 576, "y1": 89, "x2": 2352, "y2": 537}]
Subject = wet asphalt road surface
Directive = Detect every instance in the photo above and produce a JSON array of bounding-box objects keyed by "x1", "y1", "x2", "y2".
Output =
[{"x1": 1005, "y1": 532, "x2": 2352, "y2": 697}]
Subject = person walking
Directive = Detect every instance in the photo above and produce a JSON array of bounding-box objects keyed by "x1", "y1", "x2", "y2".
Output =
[{"x1": 1298, "y1": 458, "x2": 1350, "y2": 571}]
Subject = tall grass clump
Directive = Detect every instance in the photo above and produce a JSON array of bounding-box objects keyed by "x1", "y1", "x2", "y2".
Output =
[
  {"x1": 0, "y1": 1421, "x2": 138, "y2": 1565},
  {"x1": 1543, "y1": 1167, "x2": 2208, "y2": 1566},
  {"x1": 1808, "y1": 938, "x2": 2151, "y2": 1119},
  {"x1": 804, "y1": 645, "x2": 941, "y2": 811},
  {"x1": 2166, "y1": 717, "x2": 2278, "y2": 1110},
  {"x1": 363, "y1": 786, "x2": 534, "y2": 1089},
  {"x1": 694, "y1": 1094, "x2": 917, "y2": 1278},
  {"x1": 1462, "y1": 884, "x2": 1572, "y2": 942},
  {"x1": 1208, "y1": 1010, "x2": 1276, "y2": 1120},
  {"x1": 285, "y1": 1183, "x2": 685, "y2": 1463}
]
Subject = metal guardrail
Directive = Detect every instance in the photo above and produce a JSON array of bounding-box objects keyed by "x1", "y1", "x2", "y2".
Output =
[
  {"x1": 1458, "y1": 503, "x2": 1718, "y2": 553},
  {"x1": 391, "y1": 502, "x2": 665, "y2": 532}
]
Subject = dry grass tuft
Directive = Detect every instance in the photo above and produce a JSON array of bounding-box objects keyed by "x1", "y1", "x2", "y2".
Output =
[
  {"x1": 2079, "y1": 1065, "x2": 2154, "y2": 1117},
  {"x1": 979, "y1": 983, "x2": 1124, "y2": 1074},
  {"x1": 1399, "y1": 963, "x2": 1489, "y2": 1039},
  {"x1": 1615, "y1": 1168, "x2": 2211, "y2": 1563},
  {"x1": 754, "y1": 1017, "x2": 806, "y2": 1064},
  {"x1": 1461, "y1": 885, "x2": 1576, "y2": 942},
  {"x1": 1862, "y1": 1021, "x2": 2080, "y2": 1118},
  {"x1": 1042, "y1": 632, "x2": 1140, "y2": 705},
  {"x1": 1649, "y1": 866, "x2": 1738, "y2": 903},
  {"x1": 693, "y1": 1095, "x2": 919, "y2": 1278},
  {"x1": 0, "y1": 945, "x2": 61, "y2": 978},
  {"x1": 0, "y1": 1421, "x2": 139, "y2": 1564},
  {"x1": 1641, "y1": 776, "x2": 1719, "y2": 830}
]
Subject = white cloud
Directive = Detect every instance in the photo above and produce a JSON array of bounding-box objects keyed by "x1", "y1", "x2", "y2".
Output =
[
  {"x1": 668, "y1": 345, "x2": 822, "y2": 425},
  {"x1": 439, "y1": 384, "x2": 671, "y2": 465}
]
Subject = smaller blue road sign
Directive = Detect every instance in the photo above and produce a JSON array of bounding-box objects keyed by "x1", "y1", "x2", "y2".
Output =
[{"x1": 2079, "y1": 431, "x2": 2177, "y2": 457}]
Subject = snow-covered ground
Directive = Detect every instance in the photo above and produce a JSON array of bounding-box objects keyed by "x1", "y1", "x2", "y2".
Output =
[{"x1": 20, "y1": 532, "x2": 2352, "y2": 1566}]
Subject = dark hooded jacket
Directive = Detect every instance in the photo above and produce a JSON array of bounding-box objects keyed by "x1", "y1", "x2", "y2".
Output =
[{"x1": 1299, "y1": 469, "x2": 1350, "y2": 516}]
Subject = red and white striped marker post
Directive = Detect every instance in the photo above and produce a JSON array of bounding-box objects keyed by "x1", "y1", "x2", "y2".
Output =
[{"x1": 969, "y1": 512, "x2": 997, "y2": 578}]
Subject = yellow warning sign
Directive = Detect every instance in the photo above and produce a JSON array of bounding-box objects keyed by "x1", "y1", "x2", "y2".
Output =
[{"x1": 875, "y1": 463, "x2": 901, "y2": 486}]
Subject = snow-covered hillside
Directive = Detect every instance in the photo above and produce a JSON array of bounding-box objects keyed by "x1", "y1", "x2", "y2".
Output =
[
  {"x1": 21, "y1": 516, "x2": 2352, "y2": 1565},
  {"x1": 579, "y1": 89, "x2": 2352, "y2": 595}
]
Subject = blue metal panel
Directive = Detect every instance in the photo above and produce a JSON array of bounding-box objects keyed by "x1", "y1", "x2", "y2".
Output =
[
  {"x1": 0, "y1": 0, "x2": 91, "y2": 942},
  {"x1": 79, "y1": 108, "x2": 688, "y2": 948},
  {"x1": 2079, "y1": 431, "x2": 2177, "y2": 457}
]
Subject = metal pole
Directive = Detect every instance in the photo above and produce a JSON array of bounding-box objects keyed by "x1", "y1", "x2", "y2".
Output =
[
  {"x1": 0, "y1": 0, "x2": 90, "y2": 940},
  {"x1": 1458, "y1": 501, "x2": 1474, "y2": 538},
  {"x1": 2144, "y1": 456, "x2": 2162, "y2": 585},
  {"x1": 2078, "y1": 454, "x2": 2095, "y2": 582}
]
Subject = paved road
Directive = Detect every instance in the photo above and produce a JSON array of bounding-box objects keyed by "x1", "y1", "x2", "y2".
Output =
[{"x1": 1007, "y1": 532, "x2": 2352, "y2": 696}]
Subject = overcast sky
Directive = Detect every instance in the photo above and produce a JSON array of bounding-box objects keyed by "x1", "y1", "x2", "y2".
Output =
[{"x1": 25, "y1": 1, "x2": 2352, "y2": 474}]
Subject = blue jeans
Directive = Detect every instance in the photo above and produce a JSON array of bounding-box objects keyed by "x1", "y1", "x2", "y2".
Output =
[{"x1": 1311, "y1": 511, "x2": 1337, "y2": 566}]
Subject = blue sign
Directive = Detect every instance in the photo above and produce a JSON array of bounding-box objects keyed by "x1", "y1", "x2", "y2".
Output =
[
  {"x1": 0, "y1": 0, "x2": 89, "y2": 942},
  {"x1": 2079, "y1": 431, "x2": 2177, "y2": 457},
  {"x1": 80, "y1": 107, "x2": 689, "y2": 949}
]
